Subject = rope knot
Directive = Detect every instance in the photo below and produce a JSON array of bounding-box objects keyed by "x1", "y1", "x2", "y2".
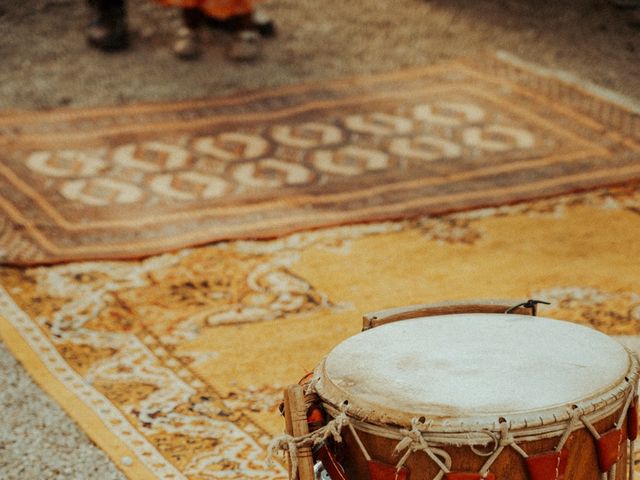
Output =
[
  {"x1": 303, "y1": 376, "x2": 319, "y2": 395},
  {"x1": 324, "y1": 410, "x2": 350, "y2": 443},
  {"x1": 394, "y1": 417, "x2": 452, "y2": 475},
  {"x1": 267, "y1": 434, "x2": 300, "y2": 477},
  {"x1": 394, "y1": 418, "x2": 431, "y2": 456},
  {"x1": 267, "y1": 406, "x2": 352, "y2": 479},
  {"x1": 498, "y1": 421, "x2": 513, "y2": 447}
]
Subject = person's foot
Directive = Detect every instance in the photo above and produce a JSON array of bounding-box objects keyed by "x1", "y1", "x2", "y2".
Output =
[
  {"x1": 251, "y1": 7, "x2": 276, "y2": 38},
  {"x1": 174, "y1": 27, "x2": 201, "y2": 60},
  {"x1": 227, "y1": 30, "x2": 261, "y2": 62},
  {"x1": 205, "y1": 9, "x2": 276, "y2": 38},
  {"x1": 86, "y1": 0, "x2": 129, "y2": 51}
]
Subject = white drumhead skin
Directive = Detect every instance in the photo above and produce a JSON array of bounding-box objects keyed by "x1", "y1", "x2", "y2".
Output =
[{"x1": 318, "y1": 314, "x2": 631, "y2": 422}]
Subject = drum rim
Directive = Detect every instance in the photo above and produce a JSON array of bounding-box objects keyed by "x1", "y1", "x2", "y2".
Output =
[
  {"x1": 315, "y1": 350, "x2": 638, "y2": 444},
  {"x1": 313, "y1": 315, "x2": 640, "y2": 439}
]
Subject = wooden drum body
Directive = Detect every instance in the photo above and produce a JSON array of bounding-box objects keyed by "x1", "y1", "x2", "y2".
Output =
[{"x1": 276, "y1": 301, "x2": 639, "y2": 480}]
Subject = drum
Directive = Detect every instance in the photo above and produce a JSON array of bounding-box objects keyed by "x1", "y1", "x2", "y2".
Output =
[{"x1": 273, "y1": 301, "x2": 640, "y2": 480}]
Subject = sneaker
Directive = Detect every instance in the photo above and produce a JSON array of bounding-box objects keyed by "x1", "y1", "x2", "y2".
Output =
[{"x1": 174, "y1": 27, "x2": 201, "y2": 60}]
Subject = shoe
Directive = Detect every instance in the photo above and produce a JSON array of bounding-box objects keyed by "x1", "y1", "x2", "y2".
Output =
[
  {"x1": 174, "y1": 27, "x2": 201, "y2": 60},
  {"x1": 86, "y1": 0, "x2": 129, "y2": 51},
  {"x1": 227, "y1": 30, "x2": 261, "y2": 61},
  {"x1": 252, "y1": 7, "x2": 276, "y2": 38},
  {"x1": 205, "y1": 9, "x2": 276, "y2": 38}
]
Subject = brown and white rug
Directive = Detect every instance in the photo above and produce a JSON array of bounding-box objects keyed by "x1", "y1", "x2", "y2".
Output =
[{"x1": 1, "y1": 56, "x2": 639, "y2": 265}]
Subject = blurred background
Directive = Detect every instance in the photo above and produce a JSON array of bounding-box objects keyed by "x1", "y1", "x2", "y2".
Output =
[{"x1": 0, "y1": 0, "x2": 638, "y2": 110}]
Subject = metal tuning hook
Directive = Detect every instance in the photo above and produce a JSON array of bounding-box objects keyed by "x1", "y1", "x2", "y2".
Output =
[{"x1": 505, "y1": 299, "x2": 551, "y2": 316}]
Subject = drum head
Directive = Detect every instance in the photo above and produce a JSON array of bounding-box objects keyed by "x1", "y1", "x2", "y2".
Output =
[{"x1": 316, "y1": 314, "x2": 633, "y2": 427}]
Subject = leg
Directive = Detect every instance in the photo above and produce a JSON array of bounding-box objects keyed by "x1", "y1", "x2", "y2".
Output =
[
  {"x1": 174, "y1": 7, "x2": 204, "y2": 60},
  {"x1": 86, "y1": 0, "x2": 129, "y2": 51}
]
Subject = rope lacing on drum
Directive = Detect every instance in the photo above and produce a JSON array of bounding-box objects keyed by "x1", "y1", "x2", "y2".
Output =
[
  {"x1": 494, "y1": 408, "x2": 579, "y2": 480},
  {"x1": 472, "y1": 421, "x2": 511, "y2": 478},
  {"x1": 268, "y1": 434, "x2": 301, "y2": 478},
  {"x1": 303, "y1": 375, "x2": 319, "y2": 396},
  {"x1": 393, "y1": 418, "x2": 452, "y2": 480},
  {"x1": 464, "y1": 418, "x2": 572, "y2": 479},
  {"x1": 275, "y1": 368, "x2": 638, "y2": 480},
  {"x1": 267, "y1": 404, "x2": 350, "y2": 479},
  {"x1": 579, "y1": 383, "x2": 636, "y2": 480},
  {"x1": 391, "y1": 420, "x2": 509, "y2": 479},
  {"x1": 507, "y1": 407, "x2": 580, "y2": 462}
]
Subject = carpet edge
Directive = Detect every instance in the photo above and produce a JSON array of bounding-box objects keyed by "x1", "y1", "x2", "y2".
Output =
[
  {"x1": 0, "y1": 288, "x2": 176, "y2": 480},
  {"x1": 495, "y1": 50, "x2": 640, "y2": 115}
]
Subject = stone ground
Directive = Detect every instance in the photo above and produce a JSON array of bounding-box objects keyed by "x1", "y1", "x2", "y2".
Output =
[
  {"x1": 0, "y1": 0, "x2": 638, "y2": 478},
  {"x1": 0, "y1": 342, "x2": 128, "y2": 480}
]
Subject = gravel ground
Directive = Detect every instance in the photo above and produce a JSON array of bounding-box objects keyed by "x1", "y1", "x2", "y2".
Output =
[
  {"x1": 0, "y1": 0, "x2": 638, "y2": 110},
  {"x1": 0, "y1": 0, "x2": 639, "y2": 478},
  {"x1": 0, "y1": 341, "x2": 126, "y2": 480}
]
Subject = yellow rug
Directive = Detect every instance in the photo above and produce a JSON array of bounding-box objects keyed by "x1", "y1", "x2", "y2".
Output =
[{"x1": 1, "y1": 184, "x2": 640, "y2": 479}]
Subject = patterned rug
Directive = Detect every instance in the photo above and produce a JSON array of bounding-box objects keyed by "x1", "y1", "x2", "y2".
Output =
[
  {"x1": 1, "y1": 56, "x2": 639, "y2": 265},
  {"x1": 1, "y1": 184, "x2": 640, "y2": 479}
]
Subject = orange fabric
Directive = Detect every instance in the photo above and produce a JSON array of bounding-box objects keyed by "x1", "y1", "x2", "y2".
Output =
[
  {"x1": 525, "y1": 449, "x2": 568, "y2": 480},
  {"x1": 306, "y1": 406, "x2": 325, "y2": 425},
  {"x1": 596, "y1": 429, "x2": 623, "y2": 472},
  {"x1": 155, "y1": 0, "x2": 254, "y2": 19}
]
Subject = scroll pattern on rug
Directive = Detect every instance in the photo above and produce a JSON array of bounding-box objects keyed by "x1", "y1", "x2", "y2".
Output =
[{"x1": 1, "y1": 186, "x2": 640, "y2": 478}]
